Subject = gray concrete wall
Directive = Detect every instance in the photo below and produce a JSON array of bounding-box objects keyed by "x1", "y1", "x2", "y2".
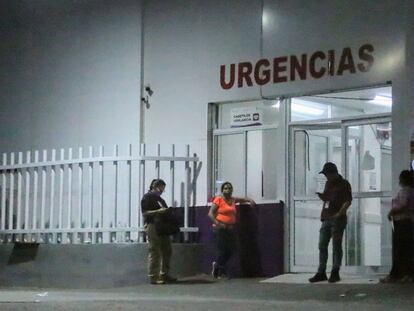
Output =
[
  {"x1": 0, "y1": 243, "x2": 201, "y2": 288},
  {"x1": 0, "y1": 0, "x2": 142, "y2": 153}
]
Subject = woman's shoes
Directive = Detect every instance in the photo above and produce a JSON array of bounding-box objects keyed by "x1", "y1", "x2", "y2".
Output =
[
  {"x1": 211, "y1": 262, "x2": 219, "y2": 278},
  {"x1": 211, "y1": 262, "x2": 230, "y2": 280}
]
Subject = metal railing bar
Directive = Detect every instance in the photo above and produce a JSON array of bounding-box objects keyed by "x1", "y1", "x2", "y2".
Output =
[{"x1": 0, "y1": 156, "x2": 199, "y2": 171}]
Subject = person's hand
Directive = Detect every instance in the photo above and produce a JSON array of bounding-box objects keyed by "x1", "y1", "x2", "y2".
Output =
[
  {"x1": 249, "y1": 199, "x2": 256, "y2": 207},
  {"x1": 215, "y1": 221, "x2": 226, "y2": 228}
]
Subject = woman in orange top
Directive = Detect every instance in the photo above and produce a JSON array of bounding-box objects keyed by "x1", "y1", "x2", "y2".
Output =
[{"x1": 208, "y1": 181, "x2": 255, "y2": 279}]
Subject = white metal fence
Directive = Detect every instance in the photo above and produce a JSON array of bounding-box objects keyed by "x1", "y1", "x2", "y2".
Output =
[{"x1": 0, "y1": 144, "x2": 199, "y2": 244}]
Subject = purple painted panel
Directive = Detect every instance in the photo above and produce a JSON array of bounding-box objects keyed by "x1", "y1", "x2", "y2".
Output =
[{"x1": 193, "y1": 202, "x2": 284, "y2": 278}]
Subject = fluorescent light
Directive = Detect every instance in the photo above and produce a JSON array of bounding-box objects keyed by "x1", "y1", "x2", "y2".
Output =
[
  {"x1": 291, "y1": 103, "x2": 324, "y2": 115},
  {"x1": 369, "y1": 95, "x2": 392, "y2": 107}
]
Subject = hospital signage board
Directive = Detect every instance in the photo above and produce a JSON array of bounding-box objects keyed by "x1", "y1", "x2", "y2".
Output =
[{"x1": 230, "y1": 107, "x2": 262, "y2": 128}]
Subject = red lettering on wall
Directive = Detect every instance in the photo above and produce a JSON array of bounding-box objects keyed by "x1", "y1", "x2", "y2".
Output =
[
  {"x1": 219, "y1": 43, "x2": 376, "y2": 90},
  {"x1": 273, "y1": 57, "x2": 288, "y2": 83},
  {"x1": 220, "y1": 64, "x2": 235, "y2": 90},
  {"x1": 238, "y1": 62, "x2": 253, "y2": 87},
  {"x1": 309, "y1": 51, "x2": 326, "y2": 78},
  {"x1": 290, "y1": 54, "x2": 307, "y2": 81},
  {"x1": 254, "y1": 59, "x2": 271, "y2": 85},
  {"x1": 337, "y1": 47, "x2": 356, "y2": 75},
  {"x1": 357, "y1": 44, "x2": 374, "y2": 72},
  {"x1": 328, "y1": 50, "x2": 335, "y2": 76}
]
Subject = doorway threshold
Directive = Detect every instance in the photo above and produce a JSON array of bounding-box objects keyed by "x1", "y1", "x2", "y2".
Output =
[{"x1": 261, "y1": 273, "x2": 380, "y2": 284}]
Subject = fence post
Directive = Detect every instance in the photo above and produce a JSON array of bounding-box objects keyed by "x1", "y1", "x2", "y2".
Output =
[
  {"x1": 40, "y1": 150, "x2": 47, "y2": 242},
  {"x1": 128, "y1": 144, "x2": 133, "y2": 242},
  {"x1": 184, "y1": 145, "x2": 190, "y2": 241},
  {"x1": 112, "y1": 144, "x2": 119, "y2": 243},
  {"x1": 139, "y1": 143, "x2": 146, "y2": 242},
  {"x1": 32, "y1": 151, "x2": 39, "y2": 242},
  {"x1": 24, "y1": 151, "x2": 31, "y2": 242},
  {"x1": 170, "y1": 144, "x2": 175, "y2": 207},
  {"x1": 98, "y1": 145, "x2": 104, "y2": 243},
  {"x1": 88, "y1": 146, "x2": 93, "y2": 243},
  {"x1": 58, "y1": 149, "x2": 64, "y2": 243},
  {"x1": 67, "y1": 148, "x2": 73, "y2": 243},
  {"x1": 77, "y1": 147, "x2": 83, "y2": 244},
  {"x1": 49, "y1": 149, "x2": 56, "y2": 243},
  {"x1": 1, "y1": 154, "x2": 7, "y2": 242},
  {"x1": 16, "y1": 152, "x2": 23, "y2": 242},
  {"x1": 8, "y1": 153, "x2": 15, "y2": 239}
]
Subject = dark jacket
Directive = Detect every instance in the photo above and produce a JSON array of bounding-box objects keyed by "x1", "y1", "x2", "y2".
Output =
[
  {"x1": 141, "y1": 191, "x2": 168, "y2": 224},
  {"x1": 319, "y1": 174, "x2": 352, "y2": 221}
]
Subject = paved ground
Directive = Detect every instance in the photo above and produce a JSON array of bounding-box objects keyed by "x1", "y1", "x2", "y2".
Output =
[{"x1": 1, "y1": 275, "x2": 414, "y2": 310}]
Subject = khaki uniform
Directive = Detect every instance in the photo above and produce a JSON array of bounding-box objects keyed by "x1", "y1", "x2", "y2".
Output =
[{"x1": 146, "y1": 223, "x2": 172, "y2": 279}]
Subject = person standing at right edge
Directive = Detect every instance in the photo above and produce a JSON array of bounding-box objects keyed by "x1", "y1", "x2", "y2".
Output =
[
  {"x1": 380, "y1": 170, "x2": 414, "y2": 283},
  {"x1": 309, "y1": 162, "x2": 352, "y2": 283}
]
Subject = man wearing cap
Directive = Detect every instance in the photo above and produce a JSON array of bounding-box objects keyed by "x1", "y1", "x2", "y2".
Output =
[{"x1": 309, "y1": 162, "x2": 352, "y2": 283}]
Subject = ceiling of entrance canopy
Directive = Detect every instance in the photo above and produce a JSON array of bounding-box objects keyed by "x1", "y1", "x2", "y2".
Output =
[{"x1": 298, "y1": 86, "x2": 392, "y2": 114}]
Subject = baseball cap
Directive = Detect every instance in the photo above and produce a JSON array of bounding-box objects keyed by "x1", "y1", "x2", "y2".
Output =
[{"x1": 319, "y1": 162, "x2": 338, "y2": 174}]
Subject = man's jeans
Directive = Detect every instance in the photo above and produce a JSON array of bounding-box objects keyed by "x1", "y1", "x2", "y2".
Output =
[{"x1": 317, "y1": 217, "x2": 347, "y2": 273}]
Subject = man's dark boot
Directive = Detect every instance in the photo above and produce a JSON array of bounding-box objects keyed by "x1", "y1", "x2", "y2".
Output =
[
  {"x1": 309, "y1": 272, "x2": 328, "y2": 283},
  {"x1": 328, "y1": 270, "x2": 341, "y2": 283}
]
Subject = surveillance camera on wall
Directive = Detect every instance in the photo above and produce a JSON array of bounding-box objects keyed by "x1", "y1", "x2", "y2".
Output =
[{"x1": 145, "y1": 85, "x2": 153, "y2": 96}]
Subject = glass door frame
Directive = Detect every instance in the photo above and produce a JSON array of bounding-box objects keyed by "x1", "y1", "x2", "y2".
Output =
[{"x1": 288, "y1": 113, "x2": 392, "y2": 273}]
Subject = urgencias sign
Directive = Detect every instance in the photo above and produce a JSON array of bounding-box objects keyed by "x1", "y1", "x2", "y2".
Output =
[{"x1": 220, "y1": 44, "x2": 374, "y2": 90}]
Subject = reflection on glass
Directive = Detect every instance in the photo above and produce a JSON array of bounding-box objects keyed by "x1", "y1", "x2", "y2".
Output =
[
  {"x1": 294, "y1": 129, "x2": 341, "y2": 196},
  {"x1": 216, "y1": 134, "x2": 245, "y2": 197},
  {"x1": 247, "y1": 129, "x2": 278, "y2": 200},
  {"x1": 345, "y1": 197, "x2": 392, "y2": 267},
  {"x1": 347, "y1": 122, "x2": 392, "y2": 193},
  {"x1": 294, "y1": 200, "x2": 322, "y2": 266}
]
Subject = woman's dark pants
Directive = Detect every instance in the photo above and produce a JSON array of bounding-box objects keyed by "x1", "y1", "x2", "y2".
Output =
[{"x1": 215, "y1": 227, "x2": 237, "y2": 276}]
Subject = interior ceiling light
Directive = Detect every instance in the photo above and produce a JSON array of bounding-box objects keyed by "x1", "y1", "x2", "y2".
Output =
[
  {"x1": 368, "y1": 95, "x2": 392, "y2": 107},
  {"x1": 291, "y1": 102, "x2": 324, "y2": 115}
]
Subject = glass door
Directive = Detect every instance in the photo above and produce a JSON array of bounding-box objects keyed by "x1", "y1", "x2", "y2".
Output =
[
  {"x1": 289, "y1": 116, "x2": 392, "y2": 273},
  {"x1": 344, "y1": 117, "x2": 392, "y2": 271},
  {"x1": 289, "y1": 123, "x2": 342, "y2": 271}
]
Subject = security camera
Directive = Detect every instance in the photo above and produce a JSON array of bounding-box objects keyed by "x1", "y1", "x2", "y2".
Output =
[{"x1": 145, "y1": 85, "x2": 153, "y2": 96}]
